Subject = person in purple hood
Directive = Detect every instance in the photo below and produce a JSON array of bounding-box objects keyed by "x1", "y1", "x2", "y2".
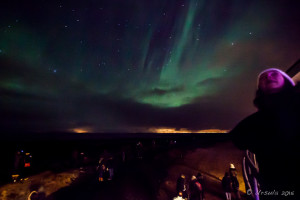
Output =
[{"x1": 230, "y1": 68, "x2": 299, "y2": 194}]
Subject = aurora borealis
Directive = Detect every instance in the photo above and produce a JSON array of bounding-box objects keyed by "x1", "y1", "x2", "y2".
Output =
[{"x1": 1, "y1": 0, "x2": 300, "y2": 133}]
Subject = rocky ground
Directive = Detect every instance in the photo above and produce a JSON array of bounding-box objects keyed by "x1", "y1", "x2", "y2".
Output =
[{"x1": 0, "y1": 169, "x2": 80, "y2": 200}]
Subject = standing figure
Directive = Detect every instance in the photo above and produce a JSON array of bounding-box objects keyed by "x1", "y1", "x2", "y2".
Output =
[
  {"x1": 106, "y1": 158, "x2": 114, "y2": 180},
  {"x1": 136, "y1": 141, "x2": 143, "y2": 159},
  {"x1": 222, "y1": 172, "x2": 232, "y2": 200},
  {"x1": 196, "y1": 173, "x2": 205, "y2": 200},
  {"x1": 98, "y1": 164, "x2": 106, "y2": 182},
  {"x1": 229, "y1": 164, "x2": 240, "y2": 200},
  {"x1": 176, "y1": 174, "x2": 188, "y2": 199},
  {"x1": 189, "y1": 176, "x2": 202, "y2": 200}
]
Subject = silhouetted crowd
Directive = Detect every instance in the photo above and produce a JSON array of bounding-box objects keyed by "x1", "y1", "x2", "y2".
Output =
[{"x1": 174, "y1": 172, "x2": 205, "y2": 200}]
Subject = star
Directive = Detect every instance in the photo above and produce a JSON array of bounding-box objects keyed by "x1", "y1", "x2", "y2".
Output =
[{"x1": 1, "y1": 0, "x2": 299, "y2": 133}]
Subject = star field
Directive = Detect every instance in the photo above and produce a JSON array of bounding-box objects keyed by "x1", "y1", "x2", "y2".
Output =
[{"x1": 1, "y1": 0, "x2": 300, "y2": 132}]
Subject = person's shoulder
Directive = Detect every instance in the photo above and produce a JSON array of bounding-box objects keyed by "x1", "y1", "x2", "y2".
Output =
[
  {"x1": 229, "y1": 111, "x2": 264, "y2": 150},
  {"x1": 230, "y1": 112, "x2": 260, "y2": 135}
]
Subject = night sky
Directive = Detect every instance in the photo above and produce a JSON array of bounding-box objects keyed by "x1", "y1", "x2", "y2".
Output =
[{"x1": 1, "y1": 0, "x2": 300, "y2": 133}]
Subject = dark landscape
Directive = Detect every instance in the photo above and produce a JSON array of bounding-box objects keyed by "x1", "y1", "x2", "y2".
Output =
[{"x1": 0, "y1": 133, "x2": 247, "y2": 200}]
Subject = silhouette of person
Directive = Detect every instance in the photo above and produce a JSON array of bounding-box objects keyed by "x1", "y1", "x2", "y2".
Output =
[
  {"x1": 196, "y1": 173, "x2": 205, "y2": 199},
  {"x1": 222, "y1": 172, "x2": 232, "y2": 200},
  {"x1": 230, "y1": 68, "x2": 299, "y2": 192},
  {"x1": 176, "y1": 174, "x2": 188, "y2": 199},
  {"x1": 189, "y1": 176, "x2": 202, "y2": 200}
]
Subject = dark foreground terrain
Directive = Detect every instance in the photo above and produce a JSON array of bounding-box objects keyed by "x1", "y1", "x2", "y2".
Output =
[{"x1": 1, "y1": 133, "x2": 248, "y2": 200}]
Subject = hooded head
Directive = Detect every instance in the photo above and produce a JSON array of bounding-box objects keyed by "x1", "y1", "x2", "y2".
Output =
[
  {"x1": 254, "y1": 68, "x2": 295, "y2": 110},
  {"x1": 230, "y1": 163, "x2": 235, "y2": 169},
  {"x1": 257, "y1": 68, "x2": 295, "y2": 94}
]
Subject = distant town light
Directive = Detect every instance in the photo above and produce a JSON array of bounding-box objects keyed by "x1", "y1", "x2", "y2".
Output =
[
  {"x1": 73, "y1": 128, "x2": 88, "y2": 133},
  {"x1": 148, "y1": 127, "x2": 228, "y2": 133},
  {"x1": 71, "y1": 127, "x2": 93, "y2": 133}
]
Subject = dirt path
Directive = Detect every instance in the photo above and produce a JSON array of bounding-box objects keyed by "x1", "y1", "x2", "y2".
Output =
[{"x1": 157, "y1": 141, "x2": 247, "y2": 200}]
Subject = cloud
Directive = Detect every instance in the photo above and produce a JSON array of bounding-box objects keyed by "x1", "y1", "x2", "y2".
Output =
[
  {"x1": 0, "y1": 90, "x2": 247, "y2": 133},
  {"x1": 0, "y1": 88, "x2": 53, "y2": 101},
  {"x1": 0, "y1": 65, "x2": 258, "y2": 133},
  {"x1": 142, "y1": 85, "x2": 185, "y2": 97}
]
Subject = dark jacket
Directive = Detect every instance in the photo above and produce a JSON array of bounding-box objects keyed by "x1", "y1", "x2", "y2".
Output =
[
  {"x1": 231, "y1": 176, "x2": 239, "y2": 192},
  {"x1": 176, "y1": 176, "x2": 186, "y2": 194},
  {"x1": 196, "y1": 173, "x2": 204, "y2": 188},
  {"x1": 189, "y1": 180, "x2": 202, "y2": 200},
  {"x1": 230, "y1": 89, "x2": 300, "y2": 191},
  {"x1": 222, "y1": 175, "x2": 232, "y2": 192}
]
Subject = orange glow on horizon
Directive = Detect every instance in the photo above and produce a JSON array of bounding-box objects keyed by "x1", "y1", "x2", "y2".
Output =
[
  {"x1": 69, "y1": 126, "x2": 228, "y2": 133},
  {"x1": 71, "y1": 127, "x2": 93, "y2": 133},
  {"x1": 147, "y1": 127, "x2": 228, "y2": 133}
]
